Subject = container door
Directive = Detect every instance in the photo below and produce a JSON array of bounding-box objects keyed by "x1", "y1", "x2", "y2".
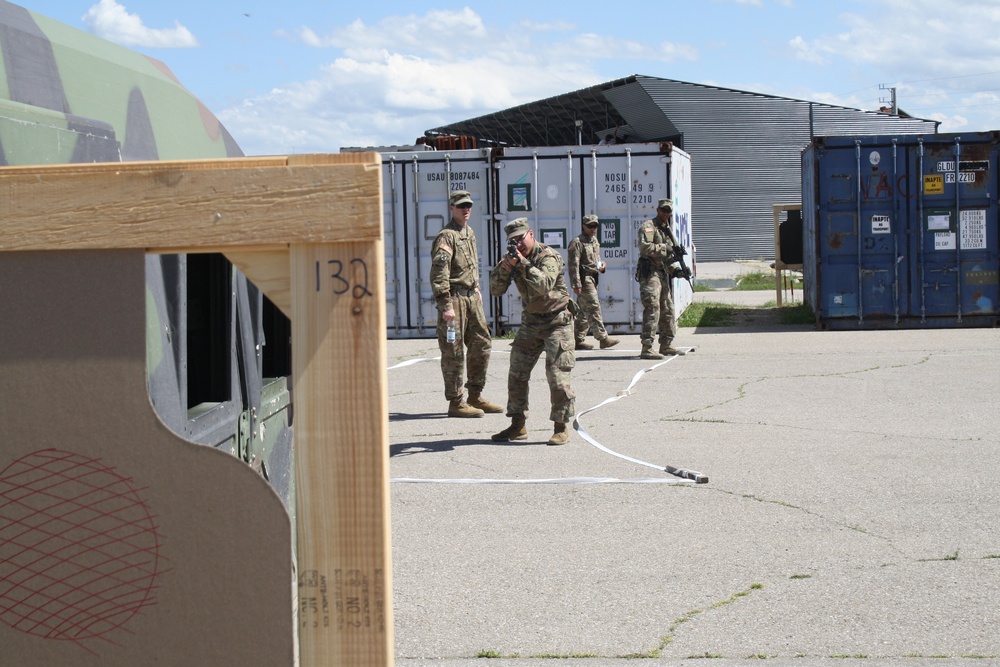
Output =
[
  {"x1": 909, "y1": 135, "x2": 1000, "y2": 323},
  {"x1": 493, "y1": 143, "x2": 691, "y2": 332},
  {"x1": 813, "y1": 139, "x2": 908, "y2": 323},
  {"x1": 578, "y1": 145, "x2": 690, "y2": 332},
  {"x1": 380, "y1": 149, "x2": 494, "y2": 338},
  {"x1": 493, "y1": 148, "x2": 575, "y2": 328}
]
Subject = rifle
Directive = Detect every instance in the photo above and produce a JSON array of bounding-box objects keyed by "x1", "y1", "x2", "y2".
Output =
[
  {"x1": 671, "y1": 244, "x2": 694, "y2": 291},
  {"x1": 663, "y1": 223, "x2": 694, "y2": 290}
]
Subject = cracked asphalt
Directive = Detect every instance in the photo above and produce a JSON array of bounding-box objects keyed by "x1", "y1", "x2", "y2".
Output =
[{"x1": 387, "y1": 319, "x2": 1000, "y2": 667}]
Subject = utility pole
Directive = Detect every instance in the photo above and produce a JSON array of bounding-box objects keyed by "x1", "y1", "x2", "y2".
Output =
[{"x1": 879, "y1": 84, "x2": 898, "y2": 115}]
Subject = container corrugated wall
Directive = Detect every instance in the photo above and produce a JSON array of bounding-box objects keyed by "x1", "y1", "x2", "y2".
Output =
[
  {"x1": 802, "y1": 131, "x2": 1000, "y2": 329},
  {"x1": 493, "y1": 143, "x2": 694, "y2": 333},
  {"x1": 372, "y1": 142, "x2": 695, "y2": 338},
  {"x1": 378, "y1": 148, "x2": 496, "y2": 338}
]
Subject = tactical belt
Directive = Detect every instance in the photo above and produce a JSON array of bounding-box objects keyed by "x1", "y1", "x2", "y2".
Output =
[{"x1": 450, "y1": 285, "x2": 478, "y2": 297}]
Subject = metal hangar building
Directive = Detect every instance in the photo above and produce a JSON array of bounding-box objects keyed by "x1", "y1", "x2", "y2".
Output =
[{"x1": 425, "y1": 74, "x2": 940, "y2": 262}]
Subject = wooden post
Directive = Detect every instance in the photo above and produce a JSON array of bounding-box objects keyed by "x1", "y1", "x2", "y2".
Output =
[
  {"x1": 0, "y1": 154, "x2": 392, "y2": 667},
  {"x1": 291, "y1": 241, "x2": 392, "y2": 665}
]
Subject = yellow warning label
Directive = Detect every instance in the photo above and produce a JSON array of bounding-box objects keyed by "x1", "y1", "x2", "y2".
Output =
[{"x1": 923, "y1": 174, "x2": 944, "y2": 194}]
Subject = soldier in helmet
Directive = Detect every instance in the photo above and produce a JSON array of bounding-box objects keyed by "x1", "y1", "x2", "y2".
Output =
[
  {"x1": 429, "y1": 190, "x2": 503, "y2": 418},
  {"x1": 636, "y1": 198, "x2": 689, "y2": 359},
  {"x1": 489, "y1": 218, "x2": 576, "y2": 446},
  {"x1": 568, "y1": 214, "x2": 619, "y2": 350}
]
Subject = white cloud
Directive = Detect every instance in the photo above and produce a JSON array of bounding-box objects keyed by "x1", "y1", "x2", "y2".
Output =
[
  {"x1": 789, "y1": 0, "x2": 1000, "y2": 77},
  {"x1": 224, "y1": 8, "x2": 698, "y2": 155},
  {"x1": 82, "y1": 0, "x2": 198, "y2": 49}
]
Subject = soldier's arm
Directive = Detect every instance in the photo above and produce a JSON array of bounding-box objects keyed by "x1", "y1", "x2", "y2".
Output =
[
  {"x1": 430, "y1": 233, "x2": 455, "y2": 311},
  {"x1": 521, "y1": 253, "x2": 563, "y2": 300},
  {"x1": 489, "y1": 261, "x2": 514, "y2": 297},
  {"x1": 638, "y1": 225, "x2": 672, "y2": 260},
  {"x1": 567, "y1": 239, "x2": 582, "y2": 289}
]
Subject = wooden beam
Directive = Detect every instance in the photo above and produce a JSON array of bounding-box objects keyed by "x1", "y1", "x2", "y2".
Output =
[
  {"x1": 0, "y1": 154, "x2": 393, "y2": 667},
  {"x1": 0, "y1": 154, "x2": 382, "y2": 251},
  {"x1": 291, "y1": 240, "x2": 393, "y2": 666}
]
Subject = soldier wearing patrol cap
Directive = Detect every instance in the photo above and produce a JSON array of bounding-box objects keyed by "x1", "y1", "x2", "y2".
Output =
[
  {"x1": 429, "y1": 190, "x2": 503, "y2": 417},
  {"x1": 636, "y1": 197, "x2": 687, "y2": 359},
  {"x1": 489, "y1": 217, "x2": 576, "y2": 446},
  {"x1": 568, "y1": 215, "x2": 619, "y2": 350}
]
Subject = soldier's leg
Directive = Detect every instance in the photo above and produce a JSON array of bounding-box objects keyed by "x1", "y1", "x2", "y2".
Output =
[
  {"x1": 639, "y1": 273, "x2": 662, "y2": 350},
  {"x1": 543, "y1": 317, "x2": 576, "y2": 424},
  {"x1": 656, "y1": 276, "x2": 676, "y2": 343},
  {"x1": 463, "y1": 296, "x2": 502, "y2": 413},
  {"x1": 572, "y1": 299, "x2": 590, "y2": 346},
  {"x1": 506, "y1": 326, "x2": 544, "y2": 418},
  {"x1": 579, "y1": 281, "x2": 609, "y2": 341},
  {"x1": 657, "y1": 279, "x2": 685, "y2": 356},
  {"x1": 463, "y1": 295, "x2": 492, "y2": 393},
  {"x1": 437, "y1": 297, "x2": 465, "y2": 401}
]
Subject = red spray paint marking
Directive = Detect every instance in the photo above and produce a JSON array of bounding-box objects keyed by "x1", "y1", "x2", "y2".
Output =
[{"x1": 0, "y1": 449, "x2": 164, "y2": 654}]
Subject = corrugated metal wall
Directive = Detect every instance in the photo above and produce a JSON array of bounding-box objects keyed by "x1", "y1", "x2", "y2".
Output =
[{"x1": 607, "y1": 77, "x2": 938, "y2": 262}]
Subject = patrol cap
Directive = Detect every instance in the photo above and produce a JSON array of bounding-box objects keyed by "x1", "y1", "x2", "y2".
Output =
[
  {"x1": 504, "y1": 217, "x2": 530, "y2": 239},
  {"x1": 582, "y1": 214, "x2": 599, "y2": 228},
  {"x1": 449, "y1": 190, "x2": 473, "y2": 206},
  {"x1": 657, "y1": 198, "x2": 673, "y2": 210}
]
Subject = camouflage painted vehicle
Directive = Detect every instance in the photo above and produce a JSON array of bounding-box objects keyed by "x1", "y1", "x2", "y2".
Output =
[{"x1": 0, "y1": 1, "x2": 294, "y2": 513}]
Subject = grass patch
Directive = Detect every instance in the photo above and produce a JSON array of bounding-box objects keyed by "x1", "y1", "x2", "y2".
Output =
[
  {"x1": 789, "y1": 573, "x2": 812, "y2": 580},
  {"x1": 679, "y1": 302, "x2": 815, "y2": 328},
  {"x1": 678, "y1": 302, "x2": 735, "y2": 327},
  {"x1": 732, "y1": 270, "x2": 804, "y2": 291}
]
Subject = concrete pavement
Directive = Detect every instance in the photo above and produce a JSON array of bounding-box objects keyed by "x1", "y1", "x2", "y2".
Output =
[{"x1": 388, "y1": 276, "x2": 1000, "y2": 666}]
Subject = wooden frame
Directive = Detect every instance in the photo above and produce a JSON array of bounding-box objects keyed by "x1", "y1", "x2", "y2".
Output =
[{"x1": 0, "y1": 153, "x2": 392, "y2": 667}]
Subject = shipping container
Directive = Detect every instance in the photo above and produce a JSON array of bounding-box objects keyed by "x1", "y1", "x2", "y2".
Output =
[
  {"x1": 375, "y1": 148, "x2": 497, "y2": 338},
  {"x1": 362, "y1": 142, "x2": 695, "y2": 338},
  {"x1": 802, "y1": 131, "x2": 1000, "y2": 329},
  {"x1": 491, "y1": 143, "x2": 694, "y2": 332}
]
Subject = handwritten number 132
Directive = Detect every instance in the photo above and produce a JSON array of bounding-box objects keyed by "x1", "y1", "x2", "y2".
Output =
[{"x1": 315, "y1": 259, "x2": 373, "y2": 299}]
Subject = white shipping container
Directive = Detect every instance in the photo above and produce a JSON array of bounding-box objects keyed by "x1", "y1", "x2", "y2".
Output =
[
  {"x1": 377, "y1": 148, "x2": 496, "y2": 338},
  {"x1": 363, "y1": 142, "x2": 694, "y2": 338},
  {"x1": 492, "y1": 143, "x2": 694, "y2": 332}
]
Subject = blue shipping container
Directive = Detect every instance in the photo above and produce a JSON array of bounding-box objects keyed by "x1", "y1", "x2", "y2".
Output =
[{"x1": 802, "y1": 131, "x2": 1000, "y2": 329}]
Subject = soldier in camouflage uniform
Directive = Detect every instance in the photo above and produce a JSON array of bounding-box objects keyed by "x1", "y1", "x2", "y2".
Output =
[
  {"x1": 489, "y1": 218, "x2": 576, "y2": 446},
  {"x1": 430, "y1": 190, "x2": 503, "y2": 417},
  {"x1": 568, "y1": 214, "x2": 619, "y2": 351},
  {"x1": 636, "y1": 198, "x2": 689, "y2": 359}
]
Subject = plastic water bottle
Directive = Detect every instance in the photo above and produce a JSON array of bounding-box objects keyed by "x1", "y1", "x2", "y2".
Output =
[{"x1": 446, "y1": 321, "x2": 456, "y2": 343}]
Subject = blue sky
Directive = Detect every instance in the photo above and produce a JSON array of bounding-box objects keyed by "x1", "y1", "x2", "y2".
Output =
[{"x1": 15, "y1": 0, "x2": 1000, "y2": 156}]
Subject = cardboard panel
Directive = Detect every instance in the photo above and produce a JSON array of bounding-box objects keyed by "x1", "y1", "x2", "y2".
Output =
[{"x1": 0, "y1": 251, "x2": 294, "y2": 666}]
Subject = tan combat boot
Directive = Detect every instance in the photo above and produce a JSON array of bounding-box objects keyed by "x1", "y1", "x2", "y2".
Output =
[
  {"x1": 640, "y1": 345, "x2": 663, "y2": 360},
  {"x1": 659, "y1": 342, "x2": 686, "y2": 356},
  {"x1": 547, "y1": 422, "x2": 570, "y2": 446},
  {"x1": 448, "y1": 397, "x2": 484, "y2": 418},
  {"x1": 467, "y1": 391, "x2": 503, "y2": 413},
  {"x1": 575, "y1": 340, "x2": 594, "y2": 350},
  {"x1": 599, "y1": 337, "x2": 620, "y2": 349},
  {"x1": 491, "y1": 415, "x2": 527, "y2": 441}
]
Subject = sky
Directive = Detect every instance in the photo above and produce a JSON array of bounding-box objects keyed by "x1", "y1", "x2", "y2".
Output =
[{"x1": 13, "y1": 0, "x2": 1000, "y2": 156}]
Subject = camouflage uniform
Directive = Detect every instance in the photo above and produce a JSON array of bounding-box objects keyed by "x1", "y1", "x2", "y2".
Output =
[
  {"x1": 637, "y1": 211, "x2": 683, "y2": 354},
  {"x1": 489, "y1": 236, "x2": 575, "y2": 425},
  {"x1": 430, "y1": 217, "x2": 492, "y2": 404},
  {"x1": 567, "y1": 229, "x2": 610, "y2": 345}
]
